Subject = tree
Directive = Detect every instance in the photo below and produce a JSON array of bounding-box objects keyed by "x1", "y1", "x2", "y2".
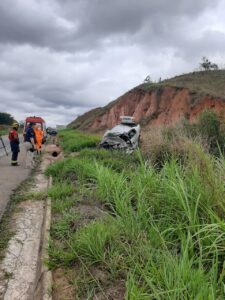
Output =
[
  {"x1": 0, "y1": 112, "x2": 15, "y2": 125},
  {"x1": 211, "y1": 63, "x2": 219, "y2": 70},
  {"x1": 200, "y1": 57, "x2": 218, "y2": 71}
]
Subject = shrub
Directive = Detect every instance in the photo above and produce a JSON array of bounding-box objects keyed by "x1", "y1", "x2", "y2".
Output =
[
  {"x1": 197, "y1": 109, "x2": 225, "y2": 155},
  {"x1": 142, "y1": 110, "x2": 225, "y2": 162},
  {"x1": 141, "y1": 127, "x2": 204, "y2": 167}
]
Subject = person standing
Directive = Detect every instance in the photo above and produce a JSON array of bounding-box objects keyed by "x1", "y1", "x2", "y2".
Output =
[
  {"x1": 8, "y1": 122, "x2": 20, "y2": 166},
  {"x1": 34, "y1": 124, "x2": 44, "y2": 155},
  {"x1": 24, "y1": 122, "x2": 36, "y2": 168}
]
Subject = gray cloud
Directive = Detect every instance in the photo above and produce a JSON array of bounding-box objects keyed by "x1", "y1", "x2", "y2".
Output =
[{"x1": 0, "y1": 0, "x2": 225, "y2": 126}]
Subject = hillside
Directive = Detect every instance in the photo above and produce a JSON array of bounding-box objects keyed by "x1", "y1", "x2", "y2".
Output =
[{"x1": 69, "y1": 70, "x2": 225, "y2": 131}]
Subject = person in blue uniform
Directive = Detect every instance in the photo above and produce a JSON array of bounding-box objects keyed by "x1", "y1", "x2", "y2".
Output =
[
  {"x1": 24, "y1": 122, "x2": 36, "y2": 168},
  {"x1": 8, "y1": 122, "x2": 20, "y2": 166}
]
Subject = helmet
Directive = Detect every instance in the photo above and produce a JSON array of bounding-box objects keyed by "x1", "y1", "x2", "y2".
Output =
[{"x1": 12, "y1": 122, "x2": 19, "y2": 128}]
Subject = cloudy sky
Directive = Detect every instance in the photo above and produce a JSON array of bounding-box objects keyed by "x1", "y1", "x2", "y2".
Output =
[{"x1": 0, "y1": 0, "x2": 225, "y2": 126}]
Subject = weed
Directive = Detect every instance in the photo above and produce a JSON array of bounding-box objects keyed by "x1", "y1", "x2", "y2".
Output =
[
  {"x1": 24, "y1": 191, "x2": 48, "y2": 201},
  {"x1": 4, "y1": 271, "x2": 13, "y2": 280},
  {"x1": 48, "y1": 182, "x2": 74, "y2": 200},
  {"x1": 51, "y1": 211, "x2": 78, "y2": 239},
  {"x1": 71, "y1": 217, "x2": 119, "y2": 265}
]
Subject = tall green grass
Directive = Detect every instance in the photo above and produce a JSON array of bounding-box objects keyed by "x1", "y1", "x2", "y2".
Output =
[
  {"x1": 58, "y1": 129, "x2": 101, "y2": 152},
  {"x1": 47, "y1": 131, "x2": 225, "y2": 298},
  {"x1": 46, "y1": 157, "x2": 97, "y2": 182}
]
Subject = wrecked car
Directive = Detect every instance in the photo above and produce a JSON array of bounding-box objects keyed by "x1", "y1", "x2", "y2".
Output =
[{"x1": 100, "y1": 116, "x2": 141, "y2": 153}]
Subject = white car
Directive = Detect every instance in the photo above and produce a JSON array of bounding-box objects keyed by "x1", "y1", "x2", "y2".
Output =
[{"x1": 100, "y1": 116, "x2": 141, "y2": 153}]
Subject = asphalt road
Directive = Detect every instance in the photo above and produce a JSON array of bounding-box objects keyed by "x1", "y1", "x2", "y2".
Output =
[{"x1": 0, "y1": 136, "x2": 30, "y2": 219}]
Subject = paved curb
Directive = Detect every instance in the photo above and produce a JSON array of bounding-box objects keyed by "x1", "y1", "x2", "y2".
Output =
[
  {"x1": 41, "y1": 176, "x2": 53, "y2": 300},
  {"x1": 34, "y1": 176, "x2": 53, "y2": 300},
  {"x1": 0, "y1": 148, "x2": 59, "y2": 299}
]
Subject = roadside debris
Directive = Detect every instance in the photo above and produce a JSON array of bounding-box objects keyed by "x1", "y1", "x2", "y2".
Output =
[{"x1": 100, "y1": 116, "x2": 141, "y2": 153}]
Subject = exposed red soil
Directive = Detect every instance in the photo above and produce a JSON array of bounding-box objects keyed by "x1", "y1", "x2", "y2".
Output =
[{"x1": 70, "y1": 86, "x2": 225, "y2": 132}]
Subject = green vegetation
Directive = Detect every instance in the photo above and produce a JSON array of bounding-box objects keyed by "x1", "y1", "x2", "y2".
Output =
[
  {"x1": 58, "y1": 129, "x2": 101, "y2": 152},
  {"x1": 0, "y1": 124, "x2": 10, "y2": 135},
  {"x1": 187, "y1": 110, "x2": 225, "y2": 156},
  {"x1": 142, "y1": 110, "x2": 225, "y2": 169},
  {"x1": 139, "y1": 70, "x2": 225, "y2": 99},
  {"x1": 47, "y1": 124, "x2": 225, "y2": 299},
  {"x1": 0, "y1": 112, "x2": 15, "y2": 126}
]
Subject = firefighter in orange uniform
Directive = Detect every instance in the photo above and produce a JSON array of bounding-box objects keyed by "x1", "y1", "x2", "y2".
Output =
[
  {"x1": 8, "y1": 122, "x2": 20, "y2": 166},
  {"x1": 34, "y1": 124, "x2": 44, "y2": 154}
]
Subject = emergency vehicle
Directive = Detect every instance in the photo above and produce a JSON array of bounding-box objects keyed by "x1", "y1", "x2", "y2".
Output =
[{"x1": 23, "y1": 116, "x2": 47, "y2": 142}]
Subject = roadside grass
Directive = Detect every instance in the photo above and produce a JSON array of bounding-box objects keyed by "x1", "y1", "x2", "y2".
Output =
[
  {"x1": 79, "y1": 148, "x2": 140, "y2": 172},
  {"x1": 46, "y1": 157, "x2": 98, "y2": 182},
  {"x1": 48, "y1": 182, "x2": 74, "y2": 200},
  {"x1": 47, "y1": 129, "x2": 225, "y2": 299},
  {"x1": 58, "y1": 129, "x2": 101, "y2": 152}
]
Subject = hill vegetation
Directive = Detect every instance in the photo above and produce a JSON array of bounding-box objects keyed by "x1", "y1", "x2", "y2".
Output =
[{"x1": 139, "y1": 70, "x2": 225, "y2": 98}]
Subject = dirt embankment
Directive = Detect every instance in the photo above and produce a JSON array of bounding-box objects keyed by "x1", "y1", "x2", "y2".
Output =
[{"x1": 70, "y1": 86, "x2": 225, "y2": 132}]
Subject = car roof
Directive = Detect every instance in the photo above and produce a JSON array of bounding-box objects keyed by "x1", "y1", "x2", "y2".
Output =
[{"x1": 106, "y1": 124, "x2": 139, "y2": 135}]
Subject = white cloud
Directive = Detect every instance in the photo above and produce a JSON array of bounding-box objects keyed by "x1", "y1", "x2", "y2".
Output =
[{"x1": 0, "y1": 0, "x2": 224, "y2": 126}]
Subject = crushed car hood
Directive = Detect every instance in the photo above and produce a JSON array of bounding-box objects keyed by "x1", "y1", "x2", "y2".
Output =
[{"x1": 100, "y1": 123, "x2": 141, "y2": 152}]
